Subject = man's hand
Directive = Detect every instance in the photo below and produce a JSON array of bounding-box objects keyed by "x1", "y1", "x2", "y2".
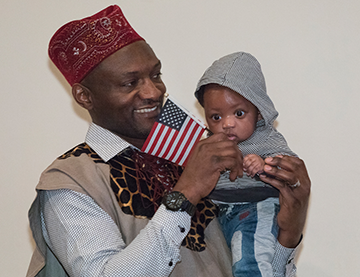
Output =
[
  {"x1": 259, "y1": 155, "x2": 311, "y2": 248},
  {"x1": 243, "y1": 154, "x2": 265, "y2": 177},
  {"x1": 174, "y1": 133, "x2": 243, "y2": 205}
]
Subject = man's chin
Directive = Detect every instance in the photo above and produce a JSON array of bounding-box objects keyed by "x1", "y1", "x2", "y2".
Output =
[
  {"x1": 135, "y1": 125, "x2": 153, "y2": 139},
  {"x1": 138, "y1": 119, "x2": 157, "y2": 133}
]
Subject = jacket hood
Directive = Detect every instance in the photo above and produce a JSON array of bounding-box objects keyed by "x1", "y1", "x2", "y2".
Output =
[
  {"x1": 195, "y1": 52, "x2": 296, "y2": 158},
  {"x1": 195, "y1": 52, "x2": 278, "y2": 127}
]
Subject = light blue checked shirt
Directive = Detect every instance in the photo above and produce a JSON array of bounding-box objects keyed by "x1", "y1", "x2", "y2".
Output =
[{"x1": 38, "y1": 123, "x2": 298, "y2": 276}]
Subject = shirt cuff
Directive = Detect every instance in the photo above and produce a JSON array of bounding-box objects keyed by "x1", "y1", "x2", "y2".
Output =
[
  {"x1": 151, "y1": 204, "x2": 191, "y2": 247},
  {"x1": 273, "y1": 240, "x2": 298, "y2": 276}
]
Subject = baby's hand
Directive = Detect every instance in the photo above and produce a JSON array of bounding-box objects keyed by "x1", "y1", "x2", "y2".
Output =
[{"x1": 243, "y1": 154, "x2": 265, "y2": 177}]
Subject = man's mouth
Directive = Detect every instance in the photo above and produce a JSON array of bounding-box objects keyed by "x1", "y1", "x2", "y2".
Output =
[{"x1": 134, "y1": 106, "x2": 158, "y2": 113}]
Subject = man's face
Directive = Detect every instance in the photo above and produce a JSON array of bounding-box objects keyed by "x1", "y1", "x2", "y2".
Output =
[
  {"x1": 203, "y1": 84, "x2": 259, "y2": 144},
  {"x1": 82, "y1": 41, "x2": 166, "y2": 147}
]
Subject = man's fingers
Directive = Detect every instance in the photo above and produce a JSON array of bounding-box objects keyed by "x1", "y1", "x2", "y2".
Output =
[
  {"x1": 188, "y1": 132, "x2": 244, "y2": 182},
  {"x1": 263, "y1": 156, "x2": 308, "y2": 186},
  {"x1": 205, "y1": 134, "x2": 243, "y2": 180},
  {"x1": 214, "y1": 149, "x2": 243, "y2": 180},
  {"x1": 204, "y1": 132, "x2": 232, "y2": 143}
]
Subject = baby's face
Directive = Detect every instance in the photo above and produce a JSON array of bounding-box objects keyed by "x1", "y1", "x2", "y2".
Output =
[{"x1": 203, "y1": 84, "x2": 259, "y2": 144}]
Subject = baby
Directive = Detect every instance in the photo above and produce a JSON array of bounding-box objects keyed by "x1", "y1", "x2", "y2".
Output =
[{"x1": 194, "y1": 52, "x2": 297, "y2": 277}]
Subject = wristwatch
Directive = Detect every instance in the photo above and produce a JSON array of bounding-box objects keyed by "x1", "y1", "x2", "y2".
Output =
[{"x1": 162, "y1": 191, "x2": 196, "y2": 217}]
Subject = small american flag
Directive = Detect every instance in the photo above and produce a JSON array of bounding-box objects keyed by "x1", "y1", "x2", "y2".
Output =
[{"x1": 141, "y1": 96, "x2": 206, "y2": 166}]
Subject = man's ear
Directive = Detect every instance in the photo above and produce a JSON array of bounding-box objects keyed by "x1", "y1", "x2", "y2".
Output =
[
  {"x1": 257, "y1": 111, "x2": 263, "y2": 121},
  {"x1": 72, "y1": 83, "x2": 93, "y2": 110}
]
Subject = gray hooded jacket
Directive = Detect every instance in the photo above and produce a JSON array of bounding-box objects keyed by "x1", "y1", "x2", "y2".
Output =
[{"x1": 195, "y1": 52, "x2": 296, "y2": 203}]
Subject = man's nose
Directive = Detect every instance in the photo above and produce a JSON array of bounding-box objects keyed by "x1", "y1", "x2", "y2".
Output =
[{"x1": 139, "y1": 78, "x2": 164, "y2": 99}]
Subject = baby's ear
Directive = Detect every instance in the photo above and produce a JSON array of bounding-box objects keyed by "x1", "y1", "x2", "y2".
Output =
[{"x1": 257, "y1": 111, "x2": 263, "y2": 121}]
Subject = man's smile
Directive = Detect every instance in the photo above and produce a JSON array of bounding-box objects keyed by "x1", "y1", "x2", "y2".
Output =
[{"x1": 134, "y1": 105, "x2": 158, "y2": 113}]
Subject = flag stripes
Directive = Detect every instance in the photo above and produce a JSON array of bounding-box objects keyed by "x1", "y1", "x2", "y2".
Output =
[{"x1": 141, "y1": 98, "x2": 205, "y2": 166}]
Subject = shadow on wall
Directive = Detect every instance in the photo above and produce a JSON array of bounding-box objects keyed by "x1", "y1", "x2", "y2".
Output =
[
  {"x1": 48, "y1": 60, "x2": 91, "y2": 123},
  {"x1": 27, "y1": 224, "x2": 36, "y2": 252},
  {"x1": 298, "y1": 263, "x2": 333, "y2": 277}
]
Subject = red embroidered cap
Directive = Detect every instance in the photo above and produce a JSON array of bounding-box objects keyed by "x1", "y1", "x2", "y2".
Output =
[{"x1": 48, "y1": 5, "x2": 144, "y2": 86}]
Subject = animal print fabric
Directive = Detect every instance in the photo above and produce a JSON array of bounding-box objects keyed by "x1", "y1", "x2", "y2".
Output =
[{"x1": 59, "y1": 143, "x2": 218, "y2": 251}]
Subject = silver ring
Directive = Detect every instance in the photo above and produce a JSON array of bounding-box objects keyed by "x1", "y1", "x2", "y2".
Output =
[{"x1": 290, "y1": 180, "x2": 301, "y2": 188}]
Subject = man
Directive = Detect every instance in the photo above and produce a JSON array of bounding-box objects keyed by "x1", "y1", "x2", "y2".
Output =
[{"x1": 27, "y1": 5, "x2": 310, "y2": 277}]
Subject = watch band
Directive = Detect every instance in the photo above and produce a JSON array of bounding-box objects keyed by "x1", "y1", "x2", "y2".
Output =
[
  {"x1": 162, "y1": 191, "x2": 196, "y2": 217},
  {"x1": 179, "y1": 198, "x2": 196, "y2": 217}
]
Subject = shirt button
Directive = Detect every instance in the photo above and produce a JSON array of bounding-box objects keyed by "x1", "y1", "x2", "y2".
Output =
[
  {"x1": 169, "y1": 260, "x2": 173, "y2": 266},
  {"x1": 178, "y1": 225, "x2": 185, "y2": 233}
]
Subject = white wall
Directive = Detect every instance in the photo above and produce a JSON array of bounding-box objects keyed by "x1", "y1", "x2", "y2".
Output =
[{"x1": 1, "y1": 1, "x2": 359, "y2": 276}]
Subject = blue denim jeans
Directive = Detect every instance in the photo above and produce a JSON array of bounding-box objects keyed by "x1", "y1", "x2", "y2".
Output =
[{"x1": 217, "y1": 197, "x2": 280, "y2": 277}]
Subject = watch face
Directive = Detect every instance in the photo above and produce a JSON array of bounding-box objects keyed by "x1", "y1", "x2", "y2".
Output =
[{"x1": 164, "y1": 191, "x2": 186, "y2": 211}]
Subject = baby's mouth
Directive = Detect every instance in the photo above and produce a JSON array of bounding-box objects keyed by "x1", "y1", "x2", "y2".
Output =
[{"x1": 226, "y1": 134, "x2": 238, "y2": 141}]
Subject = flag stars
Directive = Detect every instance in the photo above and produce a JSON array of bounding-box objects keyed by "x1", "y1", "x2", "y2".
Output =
[
  {"x1": 141, "y1": 98, "x2": 205, "y2": 166},
  {"x1": 159, "y1": 100, "x2": 187, "y2": 131}
]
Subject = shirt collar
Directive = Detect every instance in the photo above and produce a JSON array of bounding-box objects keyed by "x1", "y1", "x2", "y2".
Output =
[{"x1": 85, "y1": 123, "x2": 133, "y2": 162}]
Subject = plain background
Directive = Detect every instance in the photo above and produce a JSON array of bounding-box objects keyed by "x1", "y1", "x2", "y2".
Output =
[{"x1": 1, "y1": 1, "x2": 359, "y2": 276}]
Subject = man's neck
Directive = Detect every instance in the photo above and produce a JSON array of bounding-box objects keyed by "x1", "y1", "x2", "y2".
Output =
[
  {"x1": 108, "y1": 130, "x2": 146, "y2": 150},
  {"x1": 122, "y1": 137, "x2": 145, "y2": 150}
]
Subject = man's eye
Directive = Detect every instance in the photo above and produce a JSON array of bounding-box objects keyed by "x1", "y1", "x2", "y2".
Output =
[
  {"x1": 235, "y1": 110, "x2": 245, "y2": 117},
  {"x1": 152, "y1": 72, "x2": 162, "y2": 80},
  {"x1": 211, "y1": 114, "x2": 221, "y2": 121},
  {"x1": 123, "y1": 80, "x2": 137, "y2": 87}
]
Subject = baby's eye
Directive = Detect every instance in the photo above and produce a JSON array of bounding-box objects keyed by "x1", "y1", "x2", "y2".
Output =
[
  {"x1": 235, "y1": 110, "x2": 245, "y2": 117},
  {"x1": 211, "y1": 114, "x2": 221, "y2": 121}
]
